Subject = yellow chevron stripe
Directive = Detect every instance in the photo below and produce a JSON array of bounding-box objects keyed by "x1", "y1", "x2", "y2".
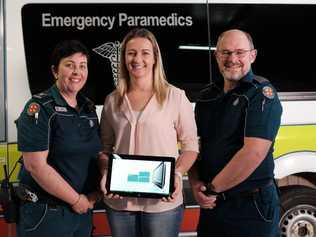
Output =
[{"x1": 274, "y1": 125, "x2": 316, "y2": 158}]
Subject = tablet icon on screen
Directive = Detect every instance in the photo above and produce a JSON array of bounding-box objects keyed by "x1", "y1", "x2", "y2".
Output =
[
  {"x1": 127, "y1": 172, "x2": 150, "y2": 183},
  {"x1": 126, "y1": 162, "x2": 166, "y2": 189},
  {"x1": 153, "y1": 162, "x2": 166, "y2": 189}
]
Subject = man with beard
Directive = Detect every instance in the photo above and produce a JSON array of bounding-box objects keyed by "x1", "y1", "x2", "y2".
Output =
[{"x1": 189, "y1": 29, "x2": 282, "y2": 237}]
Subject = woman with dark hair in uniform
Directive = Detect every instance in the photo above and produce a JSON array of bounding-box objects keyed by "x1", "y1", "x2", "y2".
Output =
[{"x1": 16, "y1": 40, "x2": 101, "y2": 237}]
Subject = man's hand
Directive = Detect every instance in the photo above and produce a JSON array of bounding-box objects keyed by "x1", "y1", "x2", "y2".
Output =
[
  {"x1": 192, "y1": 181, "x2": 217, "y2": 209},
  {"x1": 72, "y1": 194, "x2": 91, "y2": 214},
  {"x1": 87, "y1": 191, "x2": 102, "y2": 209}
]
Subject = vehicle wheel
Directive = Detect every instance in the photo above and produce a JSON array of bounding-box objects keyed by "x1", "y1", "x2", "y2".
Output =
[{"x1": 279, "y1": 186, "x2": 316, "y2": 237}]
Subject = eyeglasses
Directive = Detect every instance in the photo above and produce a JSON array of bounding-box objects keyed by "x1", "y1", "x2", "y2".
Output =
[{"x1": 216, "y1": 49, "x2": 253, "y2": 59}]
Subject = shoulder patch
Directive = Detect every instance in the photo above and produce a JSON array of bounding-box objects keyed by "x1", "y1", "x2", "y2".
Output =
[
  {"x1": 27, "y1": 102, "x2": 40, "y2": 116},
  {"x1": 262, "y1": 86, "x2": 275, "y2": 99}
]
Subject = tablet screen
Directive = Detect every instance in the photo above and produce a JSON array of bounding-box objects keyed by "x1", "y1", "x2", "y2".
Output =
[{"x1": 106, "y1": 154, "x2": 175, "y2": 198}]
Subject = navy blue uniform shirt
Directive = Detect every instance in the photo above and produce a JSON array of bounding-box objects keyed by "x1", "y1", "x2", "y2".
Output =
[
  {"x1": 195, "y1": 71, "x2": 282, "y2": 193},
  {"x1": 16, "y1": 84, "x2": 102, "y2": 198}
]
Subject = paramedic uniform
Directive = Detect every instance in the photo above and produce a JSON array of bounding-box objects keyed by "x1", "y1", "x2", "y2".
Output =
[
  {"x1": 16, "y1": 84, "x2": 101, "y2": 237},
  {"x1": 195, "y1": 71, "x2": 282, "y2": 237}
]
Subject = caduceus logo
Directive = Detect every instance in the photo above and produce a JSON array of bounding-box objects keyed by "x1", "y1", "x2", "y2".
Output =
[{"x1": 93, "y1": 41, "x2": 121, "y2": 86}]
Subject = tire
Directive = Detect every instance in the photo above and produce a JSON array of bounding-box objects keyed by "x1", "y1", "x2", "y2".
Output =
[{"x1": 279, "y1": 186, "x2": 316, "y2": 237}]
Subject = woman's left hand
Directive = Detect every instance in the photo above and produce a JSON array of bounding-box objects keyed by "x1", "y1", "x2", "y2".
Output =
[{"x1": 162, "y1": 171, "x2": 182, "y2": 202}]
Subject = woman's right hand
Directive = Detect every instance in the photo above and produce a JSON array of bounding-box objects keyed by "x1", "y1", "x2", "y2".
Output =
[
  {"x1": 100, "y1": 170, "x2": 108, "y2": 195},
  {"x1": 99, "y1": 152, "x2": 122, "y2": 200},
  {"x1": 100, "y1": 171, "x2": 122, "y2": 200},
  {"x1": 99, "y1": 152, "x2": 110, "y2": 196}
]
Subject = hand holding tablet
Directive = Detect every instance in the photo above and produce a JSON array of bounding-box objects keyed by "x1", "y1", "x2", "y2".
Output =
[{"x1": 106, "y1": 154, "x2": 175, "y2": 198}]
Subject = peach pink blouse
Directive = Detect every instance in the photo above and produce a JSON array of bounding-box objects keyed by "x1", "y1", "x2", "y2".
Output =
[{"x1": 100, "y1": 85, "x2": 198, "y2": 212}]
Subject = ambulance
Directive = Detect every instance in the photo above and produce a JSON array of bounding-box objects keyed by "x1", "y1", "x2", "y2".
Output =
[{"x1": 1, "y1": 0, "x2": 316, "y2": 236}]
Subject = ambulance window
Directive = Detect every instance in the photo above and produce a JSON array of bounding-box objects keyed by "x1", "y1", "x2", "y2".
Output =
[
  {"x1": 21, "y1": 3, "x2": 210, "y2": 103},
  {"x1": 209, "y1": 4, "x2": 316, "y2": 99},
  {"x1": 0, "y1": 0, "x2": 5, "y2": 142}
]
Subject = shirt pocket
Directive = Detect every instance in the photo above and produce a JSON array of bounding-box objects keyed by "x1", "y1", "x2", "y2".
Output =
[
  {"x1": 79, "y1": 117, "x2": 99, "y2": 140},
  {"x1": 252, "y1": 185, "x2": 279, "y2": 223}
]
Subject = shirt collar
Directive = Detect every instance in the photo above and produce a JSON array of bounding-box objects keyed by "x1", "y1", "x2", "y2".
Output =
[
  {"x1": 49, "y1": 84, "x2": 88, "y2": 108},
  {"x1": 229, "y1": 69, "x2": 254, "y2": 92},
  {"x1": 240, "y1": 69, "x2": 254, "y2": 83},
  {"x1": 49, "y1": 84, "x2": 68, "y2": 106},
  {"x1": 214, "y1": 69, "x2": 254, "y2": 91},
  {"x1": 216, "y1": 70, "x2": 254, "y2": 95}
]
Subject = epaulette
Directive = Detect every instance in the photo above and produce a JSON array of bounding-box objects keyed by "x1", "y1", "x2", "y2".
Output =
[
  {"x1": 31, "y1": 90, "x2": 53, "y2": 105},
  {"x1": 197, "y1": 83, "x2": 221, "y2": 101},
  {"x1": 253, "y1": 75, "x2": 270, "y2": 85}
]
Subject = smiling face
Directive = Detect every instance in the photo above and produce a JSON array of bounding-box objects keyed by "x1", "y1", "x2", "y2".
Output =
[
  {"x1": 125, "y1": 37, "x2": 156, "y2": 81},
  {"x1": 215, "y1": 30, "x2": 257, "y2": 83},
  {"x1": 53, "y1": 52, "x2": 88, "y2": 96}
]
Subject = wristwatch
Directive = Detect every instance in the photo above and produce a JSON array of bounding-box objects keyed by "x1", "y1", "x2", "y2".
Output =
[{"x1": 204, "y1": 183, "x2": 220, "y2": 196}]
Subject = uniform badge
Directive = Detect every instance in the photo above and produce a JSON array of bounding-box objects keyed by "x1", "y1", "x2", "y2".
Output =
[
  {"x1": 89, "y1": 120, "x2": 94, "y2": 127},
  {"x1": 233, "y1": 98, "x2": 239, "y2": 106},
  {"x1": 262, "y1": 86, "x2": 275, "y2": 99},
  {"x1": 27, "y1": 102, "x2": 40, "y2": 116},
  {"x1": 55, "y1": 106, "x2": 67, "y2": 112}
]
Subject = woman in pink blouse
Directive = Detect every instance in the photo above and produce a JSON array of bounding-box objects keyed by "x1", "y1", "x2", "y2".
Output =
[{"x1": 99, "y1": 28, "x2": 199, "y2": 237}]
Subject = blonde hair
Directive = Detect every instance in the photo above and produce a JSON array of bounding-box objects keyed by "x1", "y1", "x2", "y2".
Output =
[{"x1": 116, "y1": 28, "x2": 169, "y2": 106}]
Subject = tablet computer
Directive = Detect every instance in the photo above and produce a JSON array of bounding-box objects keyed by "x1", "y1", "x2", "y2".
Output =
[{"x1": 106, "y1": 153, "x2": 175, "y2": 198}]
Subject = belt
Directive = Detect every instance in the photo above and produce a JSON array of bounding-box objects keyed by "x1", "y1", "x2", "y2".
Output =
[
  {"x1": 36, "y1": 198, "x2": 67, "y2": 207},
  {"x1": 20, "y1": 200, "x2": 66, "y2": 212},
  {"x1": 216, "y1": 180, "x2": 274, "y2": 201},
  {"x1": 21, "y1": 198, "x2": 67, "y2": 207}
]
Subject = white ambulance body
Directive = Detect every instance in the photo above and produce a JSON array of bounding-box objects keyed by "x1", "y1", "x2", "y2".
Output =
[{"x1": 1, "y1": 0, "x2": 316, "y2": 236}]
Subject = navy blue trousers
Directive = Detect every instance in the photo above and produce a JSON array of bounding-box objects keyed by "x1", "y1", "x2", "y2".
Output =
[
  {"x1": 17, "y1": 202, "x2": 93, "y2": 237},
  {"x1": 197, "y1": 184, "x2": 281, "y2": 237}
]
